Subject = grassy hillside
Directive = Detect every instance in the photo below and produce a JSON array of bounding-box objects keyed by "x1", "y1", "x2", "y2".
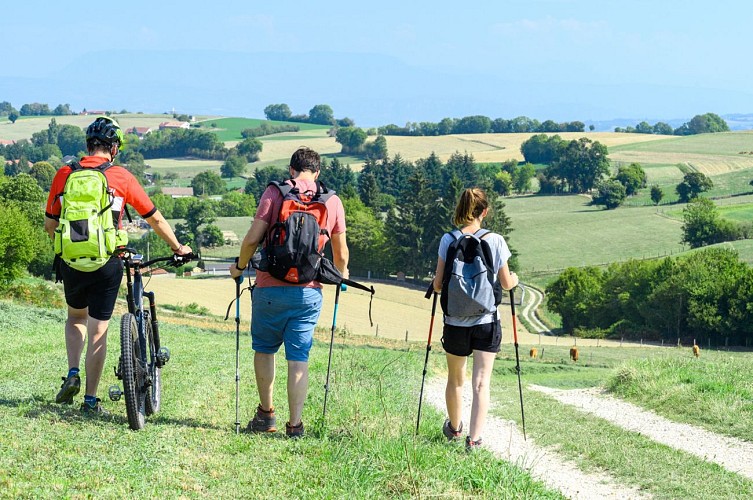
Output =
[
  {"x1": 0, "y1": 300, "x2": 560, "y2": 498},
  {"x1": 3, "y1": 278, "x2": 753, "y2": 498},
  {"x1": 489, "y1": 343, "x2": 753, "y2": 498},
  {"x1": 504, "y1": 194, "x2": 686, "y2": 273},
  {"x1": 196, "y1": 117, "x2": 330, "y2": 142}
]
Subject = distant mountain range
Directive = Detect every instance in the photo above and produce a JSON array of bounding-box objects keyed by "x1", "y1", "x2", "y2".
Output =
[{"x1": 2, "y1": 50, "x2": 752, "y2": 131}]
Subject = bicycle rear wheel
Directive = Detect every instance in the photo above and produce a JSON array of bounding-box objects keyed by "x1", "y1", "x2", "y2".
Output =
[
  {"x1": 144, "y1": 310, "x2": 161, "y2": 416},
  {"x1": 120, "y1": 313, "x2": 146, "y2": 430}
]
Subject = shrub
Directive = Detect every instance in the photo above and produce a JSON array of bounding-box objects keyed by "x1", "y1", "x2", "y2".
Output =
[
  {"x1": 0, "y1": 280, "x2": 64, "y2": 308},
  {"x1": 0, "y1": 204, "x2": 36, "y2": 286}
]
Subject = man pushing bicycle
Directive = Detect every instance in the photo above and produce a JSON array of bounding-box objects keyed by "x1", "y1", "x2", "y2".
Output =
[{"x1": 44, "y1": 116, "x2": 192, "y2": 414}]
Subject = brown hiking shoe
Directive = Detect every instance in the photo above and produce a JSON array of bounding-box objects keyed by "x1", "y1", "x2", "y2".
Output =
[
  {"x1": 442, "y1": 418, "x2": 463, "y2": 442},
  {"x1": 247, "y1": 404, "x2": 277, "y2": 433},
  {"x1": 465, "y1": 436, "x2": 483, "y2": 452},
  {"x1": 285, "y1": 421, "x2": 305, "y2": 439}
]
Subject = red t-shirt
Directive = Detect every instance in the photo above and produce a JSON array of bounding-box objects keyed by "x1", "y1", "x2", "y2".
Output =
[
  {"x1": 254, "y1": 179, "x2": 346, "y2": 288},
  {"x1": 45, "y1": 156, "x2": 156, "y2": 227}
]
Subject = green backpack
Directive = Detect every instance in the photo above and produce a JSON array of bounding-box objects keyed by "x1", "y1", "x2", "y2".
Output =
[{"x1": 53, "y1": 161, "x2": 128, "y2": 272}]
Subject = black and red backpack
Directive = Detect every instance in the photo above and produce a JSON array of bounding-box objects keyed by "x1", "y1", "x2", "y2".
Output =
[{"x1": 252, "y1": 180, "x2": 335, "y2": 284}]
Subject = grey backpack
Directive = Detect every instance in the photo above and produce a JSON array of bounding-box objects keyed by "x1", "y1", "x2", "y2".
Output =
[{"x1": 440, "y1": 229, "x2": 502, "y2": 317}]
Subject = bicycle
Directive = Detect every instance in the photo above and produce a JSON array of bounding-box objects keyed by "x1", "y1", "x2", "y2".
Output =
[{"x1": 108, "y1": 248, "x2": 195, "y2": 430}]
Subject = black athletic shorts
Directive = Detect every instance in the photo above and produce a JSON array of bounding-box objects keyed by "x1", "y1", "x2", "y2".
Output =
[
  {"x1": 60, "y1": 257, "x2": 124, "y2": 321},
  {"x1": 441, "y1": 319, "x2": 502, "y2": 357}
]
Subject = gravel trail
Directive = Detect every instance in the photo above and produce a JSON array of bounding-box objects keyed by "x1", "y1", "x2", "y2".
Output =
[
  {"x1": 530, "y1": 384, "x2": 753, "y2": 481},
  {"x1": 424, "y1": 379, "x2": 651, "y2": 499}
]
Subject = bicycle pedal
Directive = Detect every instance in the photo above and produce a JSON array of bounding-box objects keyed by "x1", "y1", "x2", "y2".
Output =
[
  {"x1": 157, "y1": 347, "x2": 171, "y2": 366},
  {"x1": 108, "y1": 385, "x2": 122, "y2": 402}
]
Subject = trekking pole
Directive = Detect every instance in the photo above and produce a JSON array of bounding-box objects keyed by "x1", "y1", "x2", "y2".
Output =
[
  {"x1": 322, "y1": 284, "x2": 342, "y2": 420},
  {"x1": 509, "y1": 287, "x2": 527, "y2": 440},
  {"x1": 234, "y1": 272, "x2": 242, "y2": 435},
  {"x1": 416, "y1": 283, "x2": 438, "y2": 435}
]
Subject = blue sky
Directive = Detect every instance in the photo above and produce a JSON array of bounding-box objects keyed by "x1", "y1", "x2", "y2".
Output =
[{"x1": 2, "y1": 1, "x2": 751, "y2": 125}]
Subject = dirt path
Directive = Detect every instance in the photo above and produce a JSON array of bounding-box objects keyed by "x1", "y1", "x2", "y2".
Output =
[
  {"x1": 521, "y1": 284, "x2": 549, "y2": 333},
  {"x1": 530, "y1": 385, "x2": 753, "y2": 481},
  {"x1": 423, "y1": 380, "x2": 651, "y2": 500}
]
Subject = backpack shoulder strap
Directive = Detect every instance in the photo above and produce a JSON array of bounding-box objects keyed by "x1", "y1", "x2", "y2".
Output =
[
  {"x1": 268, "y1": 180, "x2": 293, "y2": 198},
  {"x1": 475, "y1": 228, "x2": 491, "y2": 239},
  {"x1": 96, "y1": 161, "x2": 113, "y2": 173},
  {"x1": 314, "y1": 180, "x2": 336, "y2": 203}
]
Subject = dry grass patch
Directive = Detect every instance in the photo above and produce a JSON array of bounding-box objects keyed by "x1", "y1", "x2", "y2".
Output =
[
  {"x1": 609, "y1": 150, "x2": 753, "y2": 175},
  {"x1": 142, "y1": 276, "x2": 637, "y2": 348},
  {"x1": 258, "y1": 136, "x2": 340, "y2": 163}
]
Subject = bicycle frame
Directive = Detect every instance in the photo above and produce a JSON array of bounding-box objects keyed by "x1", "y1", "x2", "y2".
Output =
[{"x1": 123, "y1": 254, "x2": 162, "y2": 371}]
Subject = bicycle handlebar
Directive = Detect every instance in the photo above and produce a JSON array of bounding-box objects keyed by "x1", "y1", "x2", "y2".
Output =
[{"x1": 116, "y1": 248, "x2": 199, "y2": 269}]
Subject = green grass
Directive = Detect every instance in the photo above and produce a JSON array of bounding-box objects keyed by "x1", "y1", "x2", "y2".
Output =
[
  {"x1": 506, "y1": 194, "x2": 686, "y2": 273},
  {"x1": 146, "y1": 158, "x2": 224, "y2": 178},
  {"x1": 487, "y1": 345, "x2": 753, "y2": 498},
  {"x1": 718, "y1": 202, "x2": 753, "y2": 222},
  {"x1": 607, "y1": 354, "x2": 753, "y2": 442},
  {"x1": 196, "y1": 117, "x2": 330, "y2": 142},
  {"x1": 494, "y1": 388, "x2": 753, "y2": 499},
  {"x1": 0, "y1": 300, "x2": 560, "y2": 498}
]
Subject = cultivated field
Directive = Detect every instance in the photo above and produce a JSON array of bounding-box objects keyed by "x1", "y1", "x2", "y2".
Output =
[
  {"x1": 0, "y1": 113, "x2": 217, "y2": 142},
  {"x1": 147, "y1": 158, "x2": 224, "y2": 178},
  {"x1": 609, "y1": 131, "x2": 753, "y2": 176}
]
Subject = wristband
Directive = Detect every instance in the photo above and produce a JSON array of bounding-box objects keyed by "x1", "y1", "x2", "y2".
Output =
[
  {"x1": 236, "y1": 263, "x2": 247, "y2": 271},
  {"x1": 172, "y1": 244, "x2": 184, "y2": 253}
]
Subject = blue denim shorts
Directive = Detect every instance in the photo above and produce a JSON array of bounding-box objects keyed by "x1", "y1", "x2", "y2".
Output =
[{"x1": 250, "y1": 286, "x2": 323, "y2": 362}]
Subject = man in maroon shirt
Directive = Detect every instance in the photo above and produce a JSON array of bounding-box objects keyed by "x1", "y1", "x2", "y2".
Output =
[
  {"x1": 44, "y1": 116, "x2": 192, "y2": 414},
  {"x1": 230, "y1": 147, "x2": 349, "y2": 438}
]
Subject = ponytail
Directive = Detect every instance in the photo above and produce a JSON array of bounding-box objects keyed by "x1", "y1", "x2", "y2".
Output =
[{"x1": 452, "y1": 188, "x2": 489, "y2": 227}]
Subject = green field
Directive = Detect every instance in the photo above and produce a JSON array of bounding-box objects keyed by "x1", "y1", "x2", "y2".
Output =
[
  {"x1": 196, "y1": 117, "x2": 330, "y2": 142},
  {"x1": 718, "y1": 202, "x2": 753, "y2": 222},
  {"x1": 505, "y1": 194, "x2": 686, "y2": 273}
]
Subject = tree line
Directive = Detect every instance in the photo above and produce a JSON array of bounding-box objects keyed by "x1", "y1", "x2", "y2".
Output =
[
  {"x1": 615, "y1": 113, "x2": 730, "y2": 135},
  {"x1": 263, "y1": 103, "x2": 354, "y2": 127},
  {"x1": 377, "y1": 116, "x2": 587, "y2": 136},
  {"x1": 547, "y1": 247, "x2": 753, "y2": 346},
  {"x1": 1, "y1": 101, "x2": 76, "y2": 124}
]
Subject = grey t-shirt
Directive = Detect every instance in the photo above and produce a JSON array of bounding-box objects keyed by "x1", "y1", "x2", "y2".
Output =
[{"x1": 438, "y1": 231, "x2": 512, "y2": 327}]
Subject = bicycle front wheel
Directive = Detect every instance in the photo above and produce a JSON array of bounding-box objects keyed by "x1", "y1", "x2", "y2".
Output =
[
  {"x1": 120, "y1": 313, "x2": 146, "y2": 430},
  {"x1": 144, "y1": 310, "x2": 161, "y2": 416}
]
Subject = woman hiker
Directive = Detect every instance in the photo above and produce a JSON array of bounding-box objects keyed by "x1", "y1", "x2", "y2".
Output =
[{"x1": 431, "y1": 187, "x2": 518, "y2": 451}]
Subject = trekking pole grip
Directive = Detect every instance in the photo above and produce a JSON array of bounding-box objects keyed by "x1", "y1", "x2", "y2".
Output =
[
  {"x1": 424, "y1": 283, "x2": 434, "y2": 300},
  {"x1": 233, "y1": 256, "x2": 244, "y2": 285}
]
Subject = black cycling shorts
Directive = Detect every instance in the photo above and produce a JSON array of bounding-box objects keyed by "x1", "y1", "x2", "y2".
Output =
[
  {"x1": 60, "y1": 257, "x2": 124, "y2": 321},
  {"x1": 441, "y1": 319, "x2": 502, "y2": 357}
]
